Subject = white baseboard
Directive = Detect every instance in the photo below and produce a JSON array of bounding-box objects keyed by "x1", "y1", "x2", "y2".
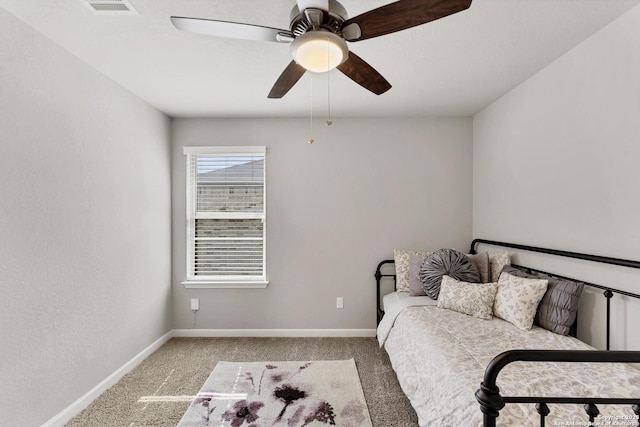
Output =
[
  {"x1": 172, "y1": 328, "x2": 377, "y2": 338},
  {"x1": 42, "y1": 330, "x2": 173, "y2": 427}
]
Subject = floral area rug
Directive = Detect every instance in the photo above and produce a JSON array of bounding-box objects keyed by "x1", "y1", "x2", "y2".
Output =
[{"x1": 177, "y1": 358, "x2": 372, "y2": 427}]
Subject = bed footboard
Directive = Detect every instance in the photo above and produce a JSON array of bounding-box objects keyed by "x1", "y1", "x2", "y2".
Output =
[{"x1": 476, "y1": 350, "x2": 640, "y2": 427}]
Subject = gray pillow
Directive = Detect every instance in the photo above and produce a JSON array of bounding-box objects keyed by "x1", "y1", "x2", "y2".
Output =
[
  {"x1": 467, "y1": 252, "x2": 490, "y2": 283},
  {"x1": 408, "y1": 253, "x2": 427, "y2": 296},
  {"x1": 419, "y1": 248, "x2": 481, "y2": 299},
  {"x1": 500, "y1": 265, "x2": 584, "y2": 336},
  {"x1": 536, "y1": 272, "x2": 584, "y2": 336},
  {"x1": 500, "y1": 265, "x2": 533, "y2": 279}
]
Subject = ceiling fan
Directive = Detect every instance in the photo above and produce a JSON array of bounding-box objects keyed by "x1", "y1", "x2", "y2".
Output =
[{"x1": 171, "y1": 0, "x2": 472, "y2": 99}]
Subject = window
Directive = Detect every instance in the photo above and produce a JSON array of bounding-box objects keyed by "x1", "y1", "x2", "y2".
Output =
[{"x1": 183, "y1": 146, "x2": 267, "y2": 288}]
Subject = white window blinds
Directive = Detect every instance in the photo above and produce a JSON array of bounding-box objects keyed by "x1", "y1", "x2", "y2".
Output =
[{"x1": 185, "y1": 147, "x2": 266, "y2": 282}]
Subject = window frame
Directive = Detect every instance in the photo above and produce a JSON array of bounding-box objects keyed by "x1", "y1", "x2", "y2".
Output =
[{"x1": 182, "y1": 146, "x2": 268, "y2": 289}]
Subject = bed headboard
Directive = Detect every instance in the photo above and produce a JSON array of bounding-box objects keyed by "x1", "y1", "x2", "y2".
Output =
[
  {"x1": 469, "y1": 238, "x2": 640, "y2": 269},
  {"x1": 376, "y1": 239, "x2": 640, "y2": 349}
]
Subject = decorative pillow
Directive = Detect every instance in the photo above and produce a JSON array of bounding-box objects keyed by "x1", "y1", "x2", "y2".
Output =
[
  {"x1": 408, "y1": 252, "x2": 430, "y2": 296},
  {"x1": 466, "y1": 252, "x2": 490, "y2": 283},
  {"x1": 489, "y1": 251, "x2": 511, "y2": 282},
  {"x1": 394, "y1": 249, "x2": 430, "y2": 293},
  {"x1": 419, "y1": 248, "x2": 481, "y2": 299},
  {"x1": 535, "y1": 272, "x2": 584, "y2": 335},
  {"x1": 437, "y1": 275, "x2": 498, "y2": 320},
  {"x1": 501, "y1": 266, "x2": 584, "y2": 335},
  {"x1": 493, "y1": 271, "x2": 548, "y2": 330},
  {"x1": 500, "y1": 265, "x2": 533, "y2": 280}
]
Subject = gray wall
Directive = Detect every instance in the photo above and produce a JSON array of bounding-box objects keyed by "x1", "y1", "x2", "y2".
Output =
[
  {"x1": 172, "y1": 117, "x2": 473, "y2": 330},
  {"x1": 0, "y1": 9, "x2": 172, "y2": 426},
  {"x1": 473, "y1": 5, "x2": 640, "y2": 350}
]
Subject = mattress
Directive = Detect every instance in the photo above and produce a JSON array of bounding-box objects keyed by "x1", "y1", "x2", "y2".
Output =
[{"x1": 381, "y1": 305, "x2": 640, "y2": 427}]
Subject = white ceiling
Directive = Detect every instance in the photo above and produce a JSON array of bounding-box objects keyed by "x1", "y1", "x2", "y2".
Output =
[{"x1": 2, "y1": 0, "x2": 639, "y2": 118}]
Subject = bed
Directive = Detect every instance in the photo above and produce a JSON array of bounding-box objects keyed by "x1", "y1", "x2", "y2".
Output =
[{"x1": 376, "y1": 239, "x2": 640, "y2": 427}]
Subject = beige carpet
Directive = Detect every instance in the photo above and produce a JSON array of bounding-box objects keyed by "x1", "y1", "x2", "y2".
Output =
[{"x1": 66, "y1": 337, "x2": 418, "y2": 427}]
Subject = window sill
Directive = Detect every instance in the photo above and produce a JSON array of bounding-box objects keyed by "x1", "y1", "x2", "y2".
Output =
[{"x1": 181, "y1": 280, "x2": 269, "y2": 289}]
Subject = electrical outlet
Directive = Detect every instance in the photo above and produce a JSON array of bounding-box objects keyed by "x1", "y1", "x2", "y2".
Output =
[
  {"x1": 336, "y1": 297, "x2": 344, "y2": 309},
  {"x1": 190, "y1": 298, "x2": 199, "y2": 311}
]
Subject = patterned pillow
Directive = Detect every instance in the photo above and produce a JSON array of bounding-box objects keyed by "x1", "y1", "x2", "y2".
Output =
[
  {"x1": 493, "y1": 271, "x2": 548, "y2": 330},
  {"x1": 419, "y1": 248, "x2": 481, "y2": 299},
  {"x1": 394, "y1": 249, "x2": 431, "y2": 293},
  {"x1": 437, "y1": 275, "x2": 498, "y2": 320},
  {"x1": 489, "y1": 251, "x2": 511, "y2": 282},
  {"x1": 500, "y1": 266, "x2": 585, "y2": 335}
]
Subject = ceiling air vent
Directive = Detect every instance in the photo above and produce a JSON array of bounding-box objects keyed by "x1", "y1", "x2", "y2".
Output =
[{"x1": 83, "y1": 0, "x2": 138, "y2": 15}]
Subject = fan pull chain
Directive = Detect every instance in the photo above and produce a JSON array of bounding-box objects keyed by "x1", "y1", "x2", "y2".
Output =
[
  {"x1": 326, "y1": 36, "x2": 333, "y2": 126},
  {"x1": 308, "y1": 74, "x2": 314, "y2": 144}
]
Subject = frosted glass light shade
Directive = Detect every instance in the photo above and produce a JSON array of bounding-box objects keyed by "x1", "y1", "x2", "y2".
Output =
[{"x1": 290, "y1": 31, "x2": 348, "y2": 73}]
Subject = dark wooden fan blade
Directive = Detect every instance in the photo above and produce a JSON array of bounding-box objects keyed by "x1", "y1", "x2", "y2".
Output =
[
  {"x1": 341, "y1": 0, "x2": 472, "y2": 42},
  {"x1": 171, "y1": 17, "x2": 294, "y2": 43},
  {"x1": 336, "y1": 51, "x2": 391, "y2": 95},
  {"x1": 268, "y1": 61, "x2": 307, "y2": 98}
]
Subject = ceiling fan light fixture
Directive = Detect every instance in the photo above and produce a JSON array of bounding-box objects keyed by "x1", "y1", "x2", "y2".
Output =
[{"x1": 290, "y1": 31, "x2": 348, "y2": 73}]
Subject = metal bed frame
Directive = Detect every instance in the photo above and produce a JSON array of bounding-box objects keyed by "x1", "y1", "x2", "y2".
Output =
[{"x1": 375, "y1": 239, "x2": 640, "y2": 427}]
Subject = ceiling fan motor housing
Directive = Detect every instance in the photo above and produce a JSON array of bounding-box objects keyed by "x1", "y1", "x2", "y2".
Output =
[{"x1": 289, "y1": 0, "x2": 348, "y2": 37}]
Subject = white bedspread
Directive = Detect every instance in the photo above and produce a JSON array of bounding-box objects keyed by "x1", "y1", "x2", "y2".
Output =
[
  {"x1": 383, "y1": 305, "x2": 640, "y2": 427},
  {"x1": 377, "y1": 293, "x2": 436, "y2": 346}
]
